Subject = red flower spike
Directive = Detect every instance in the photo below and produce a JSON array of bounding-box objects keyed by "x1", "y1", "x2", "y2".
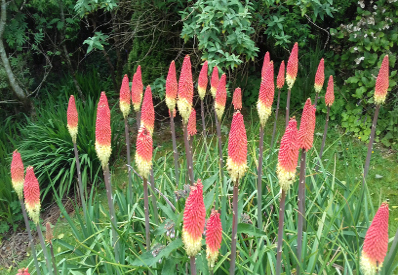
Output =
[
  {"x1": 261, "y1": 52, "x2": 271, "y2": 79},
  {"x1": 140, "y1": 85, "x2": 155, "y2": 135},
  {"x1": 214, "y1": 74, "x2": 227, "y2": 121},
  {"x1": 166, "y1": 61, "x2": 178, "y2": 111},
  {"x1": 206, "y1": 209, "x2": 222, "y2": 269},
  {"x1": 95, "y1": 92, "x2": 112, "y2": 168},
  {"x1": 277, "y1": 61, "x2": 285, "y2": 89},
  {"x1": 16, "y1": 268, "x2": 30, "y2": 275},
  {"x1": 298, "y1": 98, "x2": 316, "y2": 151},
  {"x1": 374, "y1": 55, "x2": 389, "y2": 105},
  {"x1": 187, "y1": 108, "x2": 197, "y2": 137},
  {"x1": 227, "y1": 111, "x2": 248, "y2": 181},
  {"x1": 24, "y1": 166, "x2": 41, "y2": 225},
  {"x1": 325, "y1": 75, "x2": 335, "y2": 107},
  {"x1": 177, "y1": 55, "x2": 194, "y2": 124},
  {"x1": 277, "y1": 118, "x2": 299, "y2": 192},
  {"x1": 210, "y1": 66, "x2": 219, "y2": 98},
  {"x1": 360, "y1": 202, "x2": 389, "y2": 275},
  {"x1": 11, "y1": 150, "x2": 24, "y2": 200},
  {"x1": 67, "y1": 95, "x2": 78, "y2": 143},
  {"x1": 119, "y1": 74, "x2": 131, "y2": 118},
  {"x1": 182, "y1": 179, "x2": 206, "y2": 257},
  {"x1": 232, "y1": 88, "x2": 242, "y2": 110},
  {"x1": 314, "y1": 58, "x2": 325, "y2": 93},
  {"x1": 131, "y1": 66, "x2": 143, "y2": 112},
  {"x1": 198, "y1": 61, "x2": 208, "y2": 100},
  {"x1": 135, "y1": 126, "x2": 153, "y2": 180},
  {"x1": 257, "y1": 61, "x2": 275, "y2": 127},
  {"x1": 286, "y1": 42, "x2": 298, "y2": 89}
]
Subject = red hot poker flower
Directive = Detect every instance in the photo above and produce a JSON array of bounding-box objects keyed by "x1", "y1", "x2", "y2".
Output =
[
  {"x1": 257, "y1": 61, "x2": 275, "y2": 127},
  {"x1": 227, "y1": 111, "x2": 248, "y2": 182},
  {"x1": 177, "y1": 55, "x2": 194, "y2": 124},
  {"x1": 360, "y1": 202, "x2": 389, "y2": 275},
  {"x1": 214, "y1": 74, "x2": 227, "y2": 121},
  {"x1": 286, "y1": 42, "x2": 298, "y2": 89},
  {"x1": 187, "y1": 108, "x2": 197, "y2": 138},
  {"x1": 232, "y1": 87, "x2": 242, "y2": 110},
  {"x1": 374, "y1": 55, "x2": 389, "y2": 105},
  {"x1": 314, "y1": 58, "x2": 325, "y2": 93},
  {"x1": 182, "y1": 179, "x2": 206, "y2": 257},
  {"x1": 24, "y1": 166, "x2": 41, "y2": 225},
  {"x1": 11, "y1": 150, "x2": 24, "y2": 200},
  {"x1": 67, "y1": 95, "x2": 78, "y2": 144},
  {"x1": 140, "y1": 85, "x2": 155, "y2": 135},
  {"x1": 95, "y1": 92, "x2": 112, "y2": 168},
  {"x1": 325, "y1": 75, "x2": 335, "y2": 107},
  {"x1": 277, "y1": 61, "x2": 285, "y2": 89},
  {"x1": 298, "y1": 98, "x2": 316, "y2": 151},
  {"x1": 277, "y1": 118, "x2": 299, "y2": 192},
  {"x1": 198, "y1": 61, "x2": 208, "y2": 100},
  {"x1": 261, "y1": 52, "x2": 270, "y2": 79},
  {"x1": 131, "y1": 66, "x2": 143, "y2": 112},
  {"x1": 119, "y1": 74, "x2": 131, "y2": 118},
  {"x1": 16, "y1": 268, "x2": 30, "y2": 275},
  {"x1": 206, "y1": 209, "x2": 222, "y2": 269},
  {"x1": 166, "y1": 61, "x2": 178, "y2": 111},
  {"x1": 210, "y1": 66, "x2": 219, "y2": 98},
  {"x1": 135, "y1": 126, "x2": 153, "y2": 180}
]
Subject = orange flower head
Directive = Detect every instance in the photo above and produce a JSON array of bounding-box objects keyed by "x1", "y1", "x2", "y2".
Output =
[
  {"x1": 314, "y1": 58, "x2": 325, "y2": 93},
  {"x1": 182, "y1": 179, "x2": 206, "y2": 257},
  {"x1": 24, "y1": 166, "x2": 41, "y2": 224},
  {"x1": 140, "y1": 85, "x2": 155, "y2": 135},
  {"x1": 166, "y1": 61, "x2": 178, "y2": 111},
  {"x1": 210, "y1": 66, "x2": 219, "y2": 98},
  {"x1": 298, "y1": 98, "x2": 316, "y2": 151},
  {"x1": 11, "y1": 150, "x2": 24, "y2": 200},
  {"x1": 286, "y1": 42, "x2": 298, "y2": 89},
  {"x1": 325, "y1": 75, "x2": 335, "y2": 107},
  {"x1": 261, "y1": 51, "x2": 271, "y2": 79},
  {"x1": 67, "y1": 95, "x2": 78, "y2": 143},
  {"x1": 277, "y1": 61, "x2": 285, "y2": 89},
  {"x1": 119, "y1": 74, "x2": 131, "y2": 118},
  {"x1": 135, "y1": 126, "x2": 153, "y2": 179},
  {"x1": 374, "y1": 55, "x2": 389, "y2": 105},
  {"x1": 277, "y1": 118, "x2": 299, "y2": 192},
  {"x1": 187, "y1": 108, "x2": 197, "y2": 138},
  {"x1": 177, "y1": 55, "x2": 194, "y2": 124},
  {"x1": 46, "y1": 222, "x2": 53, "y2": 243},
  {"x1": 95, "y1": 92, "x2": 112, "y2": 168},
  {"x1": 232, "y1": 87, "x2": 242, "y2": 110},
  {"x1": 214, "y1": 74, "x2": 227, "y2": 121},
  {"x1": 198, "y1": 61, "x2": 208, "y2": 100},
  {"x1": 360, "y1": 202, "x2": 389, "y2": 275},
  {"x1": 257, "y1": 61, "x2": 274, "y2": 127},
  {"x1": 131, "y1": 66, "x2": 143, "y2": 112},
  {"x1": 227, "y1": 111, "x2": 248, "y2": 181},
  {"x1": 206, "y1": 209, "x2": 222, "y2": 269}
]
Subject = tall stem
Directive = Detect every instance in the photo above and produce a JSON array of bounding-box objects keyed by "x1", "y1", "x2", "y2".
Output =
[
  {"x1": 20, "y1": 200, "x2": 41, "y2": 275},
  {"x1": 136, "y1": 110, "x2": 141, "y2": 129},
  {"x1": 124, "y1": 117, "x2": 133, "y2": 205},
  {"x1": 143, "y1": 177, "x2": 151, "y2": 251},
  {"x1": 190, "y1": 256, "x2": 197, "y2": 275},
  {"x1": 149, "y1": 168, "x2": 159, "y2": 225},
  {"x1": 229, "y1": 180, "x2": 239, "y2": 275},
  {"x1": 170, "y1": 110, "x2": 180, "y2": 187},
  {"x1": 362, "y1": 104, "x2": 380, "y2": 187},
  {"x1": 271, "y1": 88, "x2": 281, "y2": 148},
  {"x1": 49, "y1": 242, "x2": 58, "y2": 275},
  {"x1": 297, "y1": 149, "x2": 307, "y2": 274},
  {"x1": 214, "y1": 111, "x2": 224, "y2": 188},
  {"x1": 285, "y1": 89, "x2": 291, "y2": 128},
  {"x1": 276, "y1": 190, "x2": 286, "y2": 275},
  {"x1": 103, "y1": 165, "x2": 119, "y2": 262},
  {"x1": 314, "y1": 94, "x2": 319, "y2": 108},
  {"x1": 201, "y1": 99, "x2": 210, "y2": 167},
  {"x1": 36, "y1": 224, "x2": 53, "y2": 275},
  {"x1": 73, "y1": 142, "x2": 86, "y2": 218},
  {"x1": 183, "y1": 123, "x2": 194, "y2": 185},
  {"x1": 319, "y1": 106, "x2": 330, "y2": 161},
  {"x1": 257, "y1": 125, "x2": 264, "y2": 229}
]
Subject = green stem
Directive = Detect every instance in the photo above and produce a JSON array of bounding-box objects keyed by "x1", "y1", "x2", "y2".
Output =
[
  {"x1": 229, "y1": 180, "x2": 239, "y2": 275},
  {"x1": 183, "y1": 123, "x2": 194, "y2": 185},
  {"x1": 124, "y1": 117, "x2": 133, "y2": 205},
  {"x1": 49, "y1": 242, "x2": 58, "y2": 275},
  {"x1": 201, "y1": 99, "x2": 210, "y2": 167},
  {"x1": 271, "y1": 88, "x2": 281, "y2": 148},
  {"x1": 285, "y1": 89, "x2": 291, "y2": 128},
  {"x1": 214, "y1": 111, "x2": 224, "y2": 190},
  {"x1": 149, "y1": 168, "x2": 159, "y2": 225},
  {"x1": 190, "y1": 256, "x2": 197, "y2": 275},
  {"x1": 73, "y1": 142, "x2": 86, "y2": 219},
  {"x1": 314, "y1": 93, "x2": 319, "y2": 108},
  {"x1": 36, "y1": 224, "x2": 53, "y2": 275},
  {"x1": 276, "y1": 190, "x2": 286, "y2": 275},
  {"x1": 257, "y1": 125, "x2": 264, "y2": 229},
  {"x1": 297, "y1": 149, "x2": 307, "y2": 274},
  {"x1": 170, "y1": 110, "x2": 180, "y2": 187},
  {"x1": 143, "y1": 177, "x2": 151, "y2": 251}
]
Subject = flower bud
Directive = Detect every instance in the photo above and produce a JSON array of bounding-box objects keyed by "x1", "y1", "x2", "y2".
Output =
[
  {"x1": 298, "y1": 98, "x2": 316, "y2": 151},
  {"x1": 261, "y1": 52, "x2": 270, "y2": 79},
  {"x1": 67, "y1": 95, "x2": 78, "y2": 143},
  {"x1": 131, "y1": 65, "x2": 143, "y2": 112},
  {"x1": 140, "y1": 85, "x2": 155, "y2": 135},
  {"x1": 286, "y1": 42, "x2": 298, "y2": 89},
  {"x1": 177, "y1": 55, "x2": 194, "y2": 124},
  {"x1": 325, "y1": 75, "x2": 335, "y2": 107},
  {"x1": 214, "y1": 74, "x2": 227, "y2": 121},
  {"x1": 374, "y1": 55, "x2": 389, "y2": 105},
  {"x1": 95, "y1": 92, "x2": 112, "y2": 168},
  {"x1": 314, "y1": 58, "x2": 325, "y2": 93},
  {"x1": 232, "y1": 87, "x2": 242, "y2": 110},
  {"x1": 166, "y1": 61, "x2": 178, "y2": 111},
  {"x1": 119, "y1": 74, "x2": 131, "y2": 118},
  {"x1": 206, "y1": 209, "x2": 222, "y2": 269},
  {"x1": 135, "y1": 126, "x2": 153, "y2": 179},
  {"x1": 198, "y1": 61, "x2": 208, "y2": 100},
  {"x1": 24, "y1": 166, "x2": 41, "y2": 225},
  {"x1": 11, "y1": 150, "x2": 24, "y2": 200},
  {"x1": 277, "y1": 61, "x2": 285, "y2": 89},
  {"x1": 210, "y1": 66, "x2": 219, "y2": 98},
  {"x1": 257, "y1": 61, "x2": 274, "y2": 127},
  {"x1": 187, "y1": 108, "x2": 197, "y2": 138}
]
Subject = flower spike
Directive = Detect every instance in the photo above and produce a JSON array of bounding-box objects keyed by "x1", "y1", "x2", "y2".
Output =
[
  {"x1": 131, "y1": 66, "x2": 143, "y2": 112},
  {"x1": 277, "y1": 118, "x2": 300, "y2": 192},
  {"x1": 286, "y1": 42, "x2": 298, "y2": 89},
  {"x1": 187, "y1": 108, "x2": 197, "y2": 137},
  {"x1": 135, "y1": 126, "x2": 153, "y2": 180},
  {"x1": 227, "y1": 111, "x2": 248, "y2": 181},
  {"x1": 182, "y1": 179, "x2": 206, "y2": 257},
  {"x1": 360, "y1": 202, "x2": 389, "y2": 275},
  {"x1": 95, "y1": 92, "x2": 112, "y2": 168},
  {"x1": 325, "y1": 75, "x2": 335, "y2": 107},
  {"x1": 374, "y1": 55, "x2": 389, "y2": 105},
  {"x1": 67, "y1": 95, "x2": 78, "y2": 143},
  {"x1": 11, "y1": 150, "x2": 24, "y2": 200},
  {"x1": 298, "y1": 98, "x2": 316, "y2": 151},
  {"x1": 277, "y1": 61, "x2": 285, "y2": 89},
  {"x1": 261, "y1": 52, "x2": 271, "y2": 79},
  {"x1": 177, "y1": 55, "x2": 194, "y2": 124},
  {"x1": 257, "y1": 61, "x2": 275, "y2": 127},
  {"x1": 210, "y1": 66, "x2": 219, "y2": 98},
  {"x1": 214, "y1": 74, "x2": 227, "y2": 121},
  {"x1": 24, "y1": 166, "x2": 41, "y2": 225},
  {"x1": 140, "y1": 85, "x2": 155, "y2": 135},
  {"x1": 206, "y1": 209, "x2": 222, "y2": 269},
  {"x1": 119, "y1": 74, "x2": 131, "y2": 118},
  {"x1": 198, "y1": 61, "x2": 208, "y2": 100},
  {"x1": 166, "y1": 61, "x2": 178, "y2": 111},
  {"x1": 314, "y1": 58, "x2": 325, "y2": 93},
  {"x1": 232, "y1": 87, "x2": 242, "y2": 110}
]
